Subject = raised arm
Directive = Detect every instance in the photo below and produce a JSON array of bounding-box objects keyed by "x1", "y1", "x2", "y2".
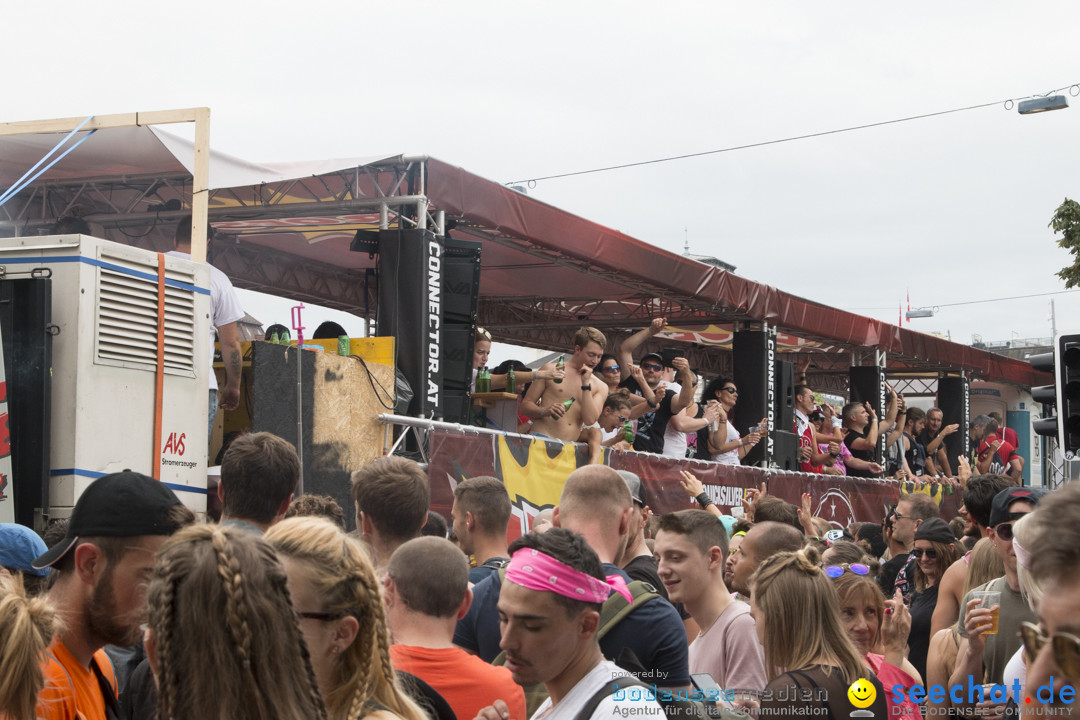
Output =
[
  {"x1": 670, "y1": 357, "x2": 695, "y2": 415},
  {"x1": 618, "y1": 317, "x2": 665, "y2": 383}
]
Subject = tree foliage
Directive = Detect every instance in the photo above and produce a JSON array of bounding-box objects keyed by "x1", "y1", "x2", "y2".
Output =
[{"x1": 1050, "y1": 198, "x2": 1080, "y2": 288}]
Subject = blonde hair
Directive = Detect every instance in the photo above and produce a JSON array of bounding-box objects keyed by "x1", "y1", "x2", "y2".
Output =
[
  {"x1": 750, "y1": 547, "x2": 867, "y2": 686},
  {"x1": 1009, "y1": 516, "x2": 1044, "y2": 611},
  {"x1": 147, "y1": 525, "x2": 326, "y2": 720},
  {"x1": 961, "y1": 538, "x2": 1005, "y2": 600},
  {"x1": 572, "y1": 326, "x2": 606, "y2": 351},
  {"x1": 0, "y1": 573, "x2": 56, "y2": 720},
  {"x1": 266, "y1": 517, "x2": 427, "y2": 720}
]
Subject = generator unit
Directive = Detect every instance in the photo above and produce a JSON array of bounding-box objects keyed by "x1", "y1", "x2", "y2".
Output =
[{"x1": 0, "y1": 234, "x2": 210, "y2": 524}]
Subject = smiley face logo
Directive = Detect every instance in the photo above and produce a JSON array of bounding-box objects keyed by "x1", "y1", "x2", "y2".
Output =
[{"x1": 847, "y1": 678, "x2": 876, "y2": 709}]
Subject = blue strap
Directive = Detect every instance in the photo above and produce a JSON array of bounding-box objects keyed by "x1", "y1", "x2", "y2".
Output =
[{"x1": 0, "y1": 115, "x2": 96, "y2": 207}]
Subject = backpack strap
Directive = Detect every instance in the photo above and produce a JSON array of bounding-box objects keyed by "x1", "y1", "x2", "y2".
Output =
[
  {"x1": 573, "y1": 675, "x2": 648, "y2": 720},
  {"x1": 596, "y1": 580, "x2": 661, "y2": 640}
]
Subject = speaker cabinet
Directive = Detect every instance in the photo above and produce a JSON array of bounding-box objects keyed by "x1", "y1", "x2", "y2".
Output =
[{"x1": 937, "y1": 376, "x2": 969, "y2": 476}]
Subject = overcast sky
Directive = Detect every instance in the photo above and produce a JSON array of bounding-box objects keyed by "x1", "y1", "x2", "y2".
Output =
[{"x1": 6, "y1": 1, "x2": 1080, "y2": 349}]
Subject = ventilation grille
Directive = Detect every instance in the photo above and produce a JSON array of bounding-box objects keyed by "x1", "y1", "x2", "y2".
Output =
[{"x1": 95, "y1": 260, "x2": 198, "y2": 375}]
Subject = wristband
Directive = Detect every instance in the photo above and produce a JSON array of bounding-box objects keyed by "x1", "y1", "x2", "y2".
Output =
[
  {"x1": 695, "y1": 492, "x2": 713, "y2": 508},
  {"x1": 581, "y1": 384, "x2": 592, "y2": 391},
  {"x1": 647, "y1": 398, "x2": 658, "y2": 408},
  {"x1": 532, "y1": 369, "x2": 537, "y2": 381}
]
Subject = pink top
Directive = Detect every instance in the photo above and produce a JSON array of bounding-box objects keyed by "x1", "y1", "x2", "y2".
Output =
[{"x1": 866, "y1": 653, "x2": 919, "y2": 720}]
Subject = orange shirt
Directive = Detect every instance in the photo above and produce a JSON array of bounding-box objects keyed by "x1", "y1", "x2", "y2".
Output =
[
  {"x1": 36, "y1": 639, "x2": 117, "y2": 720},
  {"x1": 390, "y1": 644, "x2": 526, "y2": 720}
]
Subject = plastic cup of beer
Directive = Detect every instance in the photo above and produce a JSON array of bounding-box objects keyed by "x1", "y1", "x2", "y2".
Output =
[{"x1": 973, "y1": 590, "x2": 1001, "y2": 635}]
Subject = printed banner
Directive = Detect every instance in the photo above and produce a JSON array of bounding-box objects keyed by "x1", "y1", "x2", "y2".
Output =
[
  {"x1": 0, "y1": 325, "x2": 12, "y2": 523},
  {"x1": 427, "y1": 430, "x2": 962, "y2": 541}
]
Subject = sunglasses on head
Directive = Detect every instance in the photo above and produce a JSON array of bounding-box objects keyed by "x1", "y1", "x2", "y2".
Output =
[
  {"x1": 911, "y1": 547, "x2": 937, "y2": 559},
  {"x1": 825, "y1": 563, "x2": 870, "y2": 578},
  {"x1": 641, "y1": 363, "x2": 663, "y2": 372},
  {"x1": 602, "y1": 365, "x2": 621, "y2": 374},
  {"x1": 476, "y1": 327, "x2": 492, "y2": 340},
  {"x1": 1020, "y1": 622, "x2": 1080, "y2": 679}
]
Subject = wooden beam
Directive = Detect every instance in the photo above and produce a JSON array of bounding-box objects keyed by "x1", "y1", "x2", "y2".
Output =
[
  {"x1": 190, "y1": 107, "x2": 210, "y2": 263},
  {"x1": 0, "y1": 108, "x2": 203, "y2": 136}
]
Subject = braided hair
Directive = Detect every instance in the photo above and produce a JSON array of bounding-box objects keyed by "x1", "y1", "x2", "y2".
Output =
[
  {"x1": 266, "y1": 517, "x2": 428, "y2": 720},
  {"x1": 147, "y1": 525, "x2": 327, "y2": 720},
  {"x1": 749, "y1": 546, "x2": 868, "y2": 686}
]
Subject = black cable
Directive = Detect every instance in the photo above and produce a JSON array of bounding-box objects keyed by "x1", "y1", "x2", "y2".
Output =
[
  {"x1": 348, "y1": 353, "x2": 396, "y2": 410},
  {"x1": 505, "y1": 83, "x2": 1078, "y2": 185}
]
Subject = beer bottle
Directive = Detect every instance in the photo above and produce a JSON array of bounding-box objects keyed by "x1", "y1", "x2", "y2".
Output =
[
  {"x1": 561, "y1": 397, "x2": 575, "y2": 409},
  {"x1": 506, "y1": 366, "x2": 516, "y2": 394},
  {"x1": 554, "y1": 355, "x2": 565, "y2": 383}
]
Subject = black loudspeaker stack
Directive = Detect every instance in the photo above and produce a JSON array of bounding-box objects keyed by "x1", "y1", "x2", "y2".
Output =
[
  {"x1": 937, "y1": 377, "x2": 969, "y2": 475},
  {"x1": 849, "y1": 366, "x2": 886, "y2": 462},
  {"x1": 733, "y1": 329, "x2": 797, "y2": 469},
  {"x1": 376, "y1": 229, "x2": 480, "y2": 422}
]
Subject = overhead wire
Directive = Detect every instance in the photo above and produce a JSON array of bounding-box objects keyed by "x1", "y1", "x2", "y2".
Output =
[
  {"x1": 845, "y1": 288, "x2": 1080, "y2": 312},
  {"x1": 504, "y1": 83, "x2": 1080, "y2": 186}
]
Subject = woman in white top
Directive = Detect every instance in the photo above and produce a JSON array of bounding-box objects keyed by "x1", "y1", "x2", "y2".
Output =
[{"x1": 703, "y1": 376, "x2": 763, "y2": 465}]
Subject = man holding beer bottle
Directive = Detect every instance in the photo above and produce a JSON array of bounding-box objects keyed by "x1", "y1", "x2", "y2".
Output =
[{"x1": 522, "y1": 327, "x2": 610, "y2": 441}]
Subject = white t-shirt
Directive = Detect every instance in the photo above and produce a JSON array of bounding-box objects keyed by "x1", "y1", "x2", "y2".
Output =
[
  {"x1": 530, "y1": 660, "x2": 664, "y2": 720},
  {"x1": 167, "y1": 251, "x2": 244, "y2": 392},
  {"x1": 711, "y1": 421, "x2": 741, "y2": 465},
  {"x1": 660, "y1": 382, "x2": 688, "y2": 458}
]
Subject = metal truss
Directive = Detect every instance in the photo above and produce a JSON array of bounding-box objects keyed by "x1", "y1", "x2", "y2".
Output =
[
  {"x1": 211, "y1": 242, "x2": 376, "y2": 313},
  {"x1": 889, "y1": 375, "x2": 940, "y2": 398}
]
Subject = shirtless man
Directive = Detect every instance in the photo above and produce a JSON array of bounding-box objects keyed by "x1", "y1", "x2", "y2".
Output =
[{"x1": 522, "y1": 327, "x2": 609, "y2": 441}]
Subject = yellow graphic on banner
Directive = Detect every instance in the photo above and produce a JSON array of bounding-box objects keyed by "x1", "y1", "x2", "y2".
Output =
[
  {"x1": 900, "y1": 479, "x2": 944, "y2": 505},
  {"x1": 496, "y1": 436, "x2": 580, "y2": 520}
]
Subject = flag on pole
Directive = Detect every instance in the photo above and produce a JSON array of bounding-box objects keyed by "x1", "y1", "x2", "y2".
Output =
[{"x1": 906, "y1": 289, "x2": 910, "y2": 325}]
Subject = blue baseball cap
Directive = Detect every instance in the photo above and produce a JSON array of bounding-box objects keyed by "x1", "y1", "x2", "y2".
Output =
[{"x1": 0, "y1": 523, "x2": 50, "y2": 577}]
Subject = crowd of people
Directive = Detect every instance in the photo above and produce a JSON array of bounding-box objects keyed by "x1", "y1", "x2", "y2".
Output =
[
  {"x1": 474, "y1": 323, "x2": 1030, "y2": 483},
  {"x1": 1, "y1": 422, "x2": 1077, "y2": 719}
]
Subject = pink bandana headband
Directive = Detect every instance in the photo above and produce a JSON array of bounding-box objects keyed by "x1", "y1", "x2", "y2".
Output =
[
  {"x1": 505, "y1": 548, "x2": 634, "y2": 605},
  {"x1": 1013, "y1": 536, "x2": 1031, "y2": 570}
]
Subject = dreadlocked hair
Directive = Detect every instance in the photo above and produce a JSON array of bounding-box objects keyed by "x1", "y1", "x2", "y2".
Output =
[
  {"x1": 749, "y1": 546, "x2": 868, "y2": 687},
  {"x1": 0, "y1": 573, "x2": 56, "y2": 720},
  {"x1": 266, "y1": 516, "x2": 428, "y2": 720},
  {"x1": 147, "y1": 524, "x2": 327, "y2": 720}
]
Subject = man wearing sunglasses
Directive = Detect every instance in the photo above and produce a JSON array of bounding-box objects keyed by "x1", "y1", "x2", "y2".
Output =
[
  {"x1": 949, "y1": 486, "x2": 1047, "y2": 711},
  {"x1": 615, "y1": 318, "x2": 695, "y2": 454},
  {"x1": 1024, "y1": 482, "x2": 1080, "y2": 712}
]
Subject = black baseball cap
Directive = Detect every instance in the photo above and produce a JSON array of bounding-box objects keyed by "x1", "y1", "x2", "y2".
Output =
[
  {"x1": 988, "y1": 487, "x2": 1047, "y2": 528},
  {"x1": 640, "y1": 353, "x2": 664, "y2": 367},
  {"x1": 32, "y1": 470, "x2": 183, "y2": 569},
  {"x1": 914, "y1": 517, "x2": 955, "y2": 544},
  {"x1": 616, "y1": 470, "x2": 648, "y2": 507}
]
